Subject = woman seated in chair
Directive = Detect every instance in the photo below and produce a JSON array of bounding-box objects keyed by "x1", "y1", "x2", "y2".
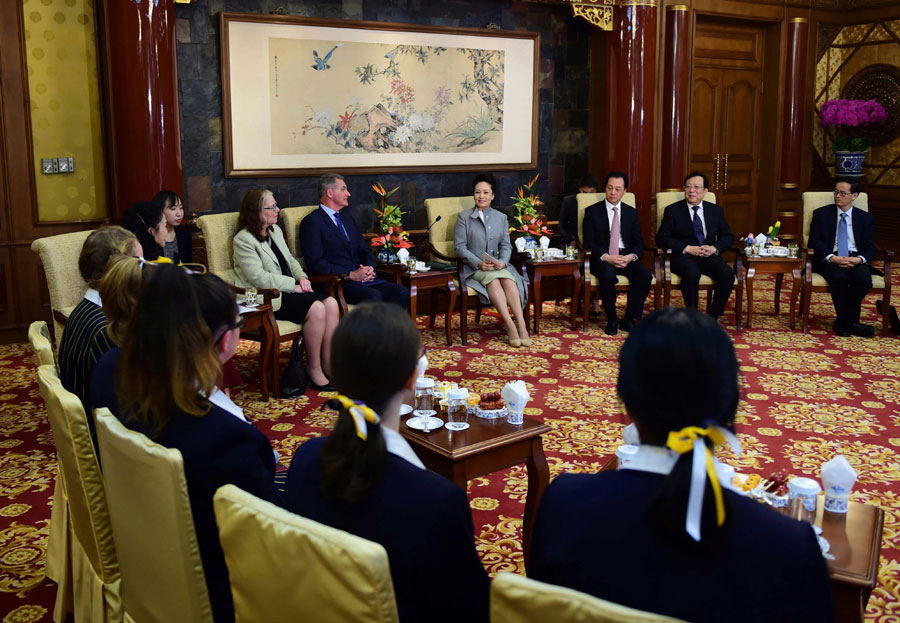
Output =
[
  {"x1": 122, "y1": 201, "x2": 168, "y2": 261},
  {"x1": 58, "y1": 226, "x2": 140, "y2": 412},
  {"x1": 152, "y1": 189, "x2": 192, "y2": 264},
  {"x1": 284, "y1": 303, "x2": 489, "y2": 623},
  {"x1": 454, "y1": 173, "x2": 530, "y2": 346},
  {"x1": 233, "y1": 189, "x2": 339, "y2": 390},
  {"x1": 91, "y1": 265, "x2": 280, "y2": 623},
  {"x1": 528, "y1": 307, "x2": 834, "y2": 623}
]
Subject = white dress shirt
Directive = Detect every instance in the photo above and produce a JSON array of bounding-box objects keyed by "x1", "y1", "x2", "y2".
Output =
[
  {"x1": 84, "y1": 288, "x2": 102, "y2": 307},
  {"x1": 383, "y1": 426, "x2": 426, "y2": 469},
  {"x1": 601, "y1": 200, "x2": 638, "y2": 262},
  {"x1": 619, "y1": 444, "x2": 739, "y2": 491},
  {"x1": 320, "y1": 204, "x2": 348, "y2": 239},
  {"x1": 826, "y1": 206, "x2": 864, "y2": 263}
]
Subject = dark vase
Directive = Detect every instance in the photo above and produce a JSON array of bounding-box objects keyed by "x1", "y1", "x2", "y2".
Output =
[{"x1": 376, "y1": 249, "x2": 399, "y2": 264}]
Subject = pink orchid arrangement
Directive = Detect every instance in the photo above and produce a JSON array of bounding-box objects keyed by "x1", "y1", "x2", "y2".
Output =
[{"x1": 818, "y1": 99, "x2": 888, "y2": 151}]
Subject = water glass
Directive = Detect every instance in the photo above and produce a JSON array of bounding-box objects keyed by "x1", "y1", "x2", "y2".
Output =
[
  {"x1": 407, "y1": 258, "x2": 417, "y2": 274},
  {"x1": 446, "y1": 388, "x2": 469, "y2": 431},
  {"x1": 566, "y1": 244, "x2": 576, "y2": 259},
  {"x1": 788, "y1": 243, "x2": 799, "y2": 258},
  {"x1": 244, "y1": 286, "x2": 257, "y2": 306}
]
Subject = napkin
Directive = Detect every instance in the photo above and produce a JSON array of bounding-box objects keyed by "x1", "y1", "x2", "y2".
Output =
[
  {"x1": 821, "y1": 455, "x2": 857, "y2": 513},
  {"x1": 417, "y1": 354, "x2": 428, "y2": 379},
  {"x1": 396, "y1": 248, "x2": 410, "y2": 263},
  {"x1": 515, "y1": 237, "x2": 526, "y2": 252},
  {"x1": 754, "y1": 233, "x2": 767, "y2": 246},
  {"x1": 539, "y1": 235, "x2": 550, "y2": 249},
  {"x1": 502, "y1": 380, "x2": 529, "y2": 424},
  {"x1": 622, "y1": 422, "x2": 641, "y2": 445}
]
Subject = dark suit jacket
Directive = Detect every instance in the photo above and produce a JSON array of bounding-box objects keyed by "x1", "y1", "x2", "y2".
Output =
[
  {"x1": 582, "y1": 201, "x2": 645, "y2": 274},
  {"x1": 656, "y1": 199, "x2": 734, "y2": 255},
  {"x1": 285, "y1": 436, "x2": 489, "y2": 623},
  {"x1": 528, "y1": 470, "x2": 835, "y2": 623},
  {"x1": 808, "y1": 204, "x2": 875, "y2": 265},
  {"x1": 558, "y1": 194, "x2": 579, "y2": 244},
  {"x1": 91, "y1": 349, "x2": 279, "y2": 623},
  {"x1": 174, "y1": 224, "x2": 193, "y2": 264},
  {"x1": 299, "y1": 207, "x2": 376, "y2": 275}
]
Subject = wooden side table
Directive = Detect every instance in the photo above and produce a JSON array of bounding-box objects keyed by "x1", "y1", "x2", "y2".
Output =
[
  {"x1": 526, "y1": 258, "x2": 582, "y2": 333},
  {"x1": 378, "y1": 264, "x2": 457, "y2": 345},
  {"x1": 239, "y1": 303, "x2": 277, "y2": 400},
  {"x1": 401, "y1": 413, "x2": 551, "y2": 562},
  {"x1": 743, "y1": 255, "x2": 803, "y2": 329}
]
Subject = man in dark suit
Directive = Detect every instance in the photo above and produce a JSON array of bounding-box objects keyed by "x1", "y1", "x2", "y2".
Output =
[
  {"x1": 299, "y1": 173, "x2": 409, "y2": 308},
  {"x1": 558, "y1": 173, "x2": 599, "y2": 245},
  {"x1": 656, "y1": 171, "x2": 734, "y2": 318},
  {"x1": 808, "y1": 178, "x2": 876, "y2": 337},
  {"x1": 583, "y1": 171, "x2": 651, "y2": 335}
]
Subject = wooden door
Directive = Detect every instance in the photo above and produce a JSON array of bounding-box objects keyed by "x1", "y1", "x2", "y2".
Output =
[{"x1": 689, "y1": 20, "x2": 765, "y2": 241}]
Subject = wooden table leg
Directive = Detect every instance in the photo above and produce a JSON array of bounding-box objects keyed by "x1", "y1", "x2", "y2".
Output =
[
  {"x1": 532, "y1": 270, "x2": 543, "y2": 334},
  {"x1": 522, "y1": 437, "x2": 550, "y2": 564},
  {"x1": 774, "y1": 272, "x2": 783, "y2": 315},
  {"x1": 789, "y1": 267, "x2": 801, "y2": 331},
  {"x1": 570, "y1": 265, "x2": 582, "y2": 330},
  {"x1": 408, "y1": 282, "x2": 418, "y2": 320},
  {"x1": 444, "y1": 275, "x2": 456, "y2": 346},
  {"x1": 745, "y1": 267, "x2": 756, "y2": 329}
]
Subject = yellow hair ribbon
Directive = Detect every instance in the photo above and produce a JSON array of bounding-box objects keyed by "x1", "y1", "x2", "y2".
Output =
[
  {"x1": 666, "y1": 426, "x2": 727, "y2": 529},
  {"x1": 333, "y1": 394, "x2": 380, "y2": 441}
]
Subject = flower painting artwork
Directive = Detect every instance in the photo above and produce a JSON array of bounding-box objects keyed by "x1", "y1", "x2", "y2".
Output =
[{"x1": 269, "y1": 38, "x2": 506, "y2": 156}]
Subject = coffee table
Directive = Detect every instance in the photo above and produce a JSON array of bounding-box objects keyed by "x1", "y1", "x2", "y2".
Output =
[
  {"x1": 526, "y1": 257, "x2": 582, "y2": 333},
  {"x1": 401, "y1": 413, "x2": 551, "y2": 561},
  {"x1": 238, "y1": 303, "x2": 277, "y2": 400},
  {"x1": 378, "y1": 264, "x2": 458, "y2": 345},
  {"x1": 743, "y1": 255, "x2": 803, "y2": 329}
]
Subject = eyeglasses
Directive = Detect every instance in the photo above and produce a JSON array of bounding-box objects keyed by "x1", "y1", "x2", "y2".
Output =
[
  {"x1": 684, "y1": 185, "x2": 706, "y2": 191},
  {"x1": 264, "y1": 203, "x2": 279, "y2": 211},
  {"x1": 215, "y1": 315, "x2": 247, "y2": 345},
  {"x1": 833, "y1": 191, "x2": 854, "y2": 197}
]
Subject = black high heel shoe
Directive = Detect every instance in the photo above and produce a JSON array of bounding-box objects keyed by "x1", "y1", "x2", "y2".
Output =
[{"x1": 306, "y1": 370, "x2": 335, "y2": 392}]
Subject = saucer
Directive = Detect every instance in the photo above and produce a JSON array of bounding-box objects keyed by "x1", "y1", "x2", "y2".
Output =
[
  {"x1": 400, "y1": 404, "x2": 413, "y2": 415},
  {"x1": 406, "y1": 416, "x2": 444, "y2": 432}
]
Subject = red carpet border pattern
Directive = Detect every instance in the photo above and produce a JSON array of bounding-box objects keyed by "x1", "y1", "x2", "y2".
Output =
[{"x1": 1, "y1": 274, "x2": 899, "y2": 622}]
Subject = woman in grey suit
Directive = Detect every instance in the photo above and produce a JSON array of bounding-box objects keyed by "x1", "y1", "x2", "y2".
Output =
[
  {"x1": 233, "y1": 189, "x2": 339, "y2": 390},
  {"x1": 454, "y1": 174, "x2": 530, "y2": 346}
]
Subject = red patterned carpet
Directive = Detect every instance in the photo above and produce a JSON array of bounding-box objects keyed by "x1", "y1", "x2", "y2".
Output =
[{"x1": 1, "y1": 274, "x2": 899, "y2": 622}]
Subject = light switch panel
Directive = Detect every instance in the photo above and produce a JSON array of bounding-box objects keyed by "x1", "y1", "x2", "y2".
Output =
[
  {"x1": 42, "y1": 158, "x2": 58, "y2": 174},
  {"x1": 57, "y1": 157, "x2": 74, "y2": 173}
]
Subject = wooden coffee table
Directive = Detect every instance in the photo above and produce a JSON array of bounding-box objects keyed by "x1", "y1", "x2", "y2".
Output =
[
  {"x1": 238, "y1": 303, "x2": 277, "y2": 400},
  {"x1": 401, "y1": 413, "x2": 551, "y2": 561},
  {"x1": 378, "y1": 264, "x2": 457, "y2": 345},
  {"x1": 526, "y1": 257, "x2": 582, "y2": 333},
  {"x1": 743, "y1": 255, "x2": 803, "y2": 329}
]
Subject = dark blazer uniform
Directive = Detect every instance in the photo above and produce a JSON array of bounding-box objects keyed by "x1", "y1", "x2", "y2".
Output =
[
  {"x1": 299, "y1": 207, "x2": 409, "y2": 307},
  {"x1": 558, "y1": 194, "x2": 579, "y2": 244},
  {"x1": 91, "y1": 349, "x2": 280, "y2": 623},
  {"x1": 582, "y1": 201, "x2": 651, "y2": 323},
  {"x1": 656, "y1": 199, "x2": 735, "y2": 317},
  {"x1": 808, "y1": 204, "x2": 875, "y2": 329},
  {"x1": 528, "y1": 470, "x2": 835, "y2": 623},
  {"x1": 285, "y1": 436, "x2": 489, "y2": 623}
]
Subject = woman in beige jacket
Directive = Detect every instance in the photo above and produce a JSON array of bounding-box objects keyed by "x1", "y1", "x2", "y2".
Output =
[{"x1": 233, "y1": 189, "x2": 339, "y2": 390}]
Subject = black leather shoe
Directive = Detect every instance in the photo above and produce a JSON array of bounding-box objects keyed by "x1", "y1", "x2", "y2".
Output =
[
  {"x1": 307, "y1": 371, "x2": 335, "y2": 392},
  {"x1": 620, "y1": 317, "x2": 638, "y2": 332},
  {"x1": 831, "y1": 322, "x2": 851, "y2": 337},
  {"x1": 850, "y1": 322, "x2": 875, "y2": 338},
  {"x1": 876, "y1": 300, "x2": 900, "y2": 334},
  {"x1": 604, "y1": 319, "x2": 618, "y2": 336}
]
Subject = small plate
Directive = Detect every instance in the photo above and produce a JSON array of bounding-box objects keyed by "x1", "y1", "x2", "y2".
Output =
[
  {"x1": 474, "y1": 406, "x2": 508, "y2": 420},
  {"x1": 406, "y1": 416, "x2": 444, "y2": 432},
  {"x1": 400, "y1": 404, "x2": 413, "y2": 415}
]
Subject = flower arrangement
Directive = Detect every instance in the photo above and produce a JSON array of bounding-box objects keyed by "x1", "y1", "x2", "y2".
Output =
[
  {"x1": 509, "y1": 174, "x2": 552, "y2": 240},
  {"x1": 370, "y1": 182, "x2": 413, "y2": 255},
  {"x1": 766, "y1": 220, "x2": 781, "y2": 245},
  {"x1": 818, "y1": 99, "x2": 888, "y2": 152}
]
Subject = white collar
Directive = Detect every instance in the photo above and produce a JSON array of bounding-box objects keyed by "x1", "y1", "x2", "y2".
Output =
[
  {"x1": 209, "y1": 387, "x2": 247, "y2": 423},
  {"x1": 471, "y1": 206, "x2": 489, "y2": 219},
  {"x1": 605, "y1": 199, "x2": 621, "y2": 211},
  {"x1": 320, "y1": 204, "x2": 341, "y2": 220},
  {"x1": 838, "y1": 206, "x2": 853, "y2": 218},
  {"x1": 84, "y1": 288, "x2": 102, "y2": 307},
  {"x1": 383, "y1": 426, "x2": 425, "y2": 469},
  {"x1": 619, "y1": 444, "x2": 678, "y2": 475},
  {"x1": 687, "y1": 201, "x2": 704, "y2": 211}
]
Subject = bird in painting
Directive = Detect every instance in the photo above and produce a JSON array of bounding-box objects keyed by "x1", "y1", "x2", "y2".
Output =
[{"x1": 312, "y1": 44, "x2": 342, "y2": 71}]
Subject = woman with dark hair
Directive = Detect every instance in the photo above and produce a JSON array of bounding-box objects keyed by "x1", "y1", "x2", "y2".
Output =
[
  {"x1": 454, "y1": 173, "x2": 529, "y2": 346},
  {"x1": 122, "y1": 201, "x2": 167, "y2": 261},
  {"x1": 528, "y1": 307, "x2": 834, "y2": 622},
  {"x1": 90, "y1": 265, "x2": 279, "y2": 623},
  {"x1": 233, "y1": 188, "x2": 339, "y2": 390},
  {"x1": 152, "y1": 190, "x2": 193, "y2": 263},
  {"x1": 284, "y1": 303, "x2": 489, "y2": 623}
]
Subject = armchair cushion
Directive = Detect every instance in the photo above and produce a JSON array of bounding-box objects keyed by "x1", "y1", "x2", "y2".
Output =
[
  {"x1": 424, "y1": 196, "x2": 473, "y2": 258},
  {"x1": 196, "y1": 213, "x2": 240, "y2": 285}
]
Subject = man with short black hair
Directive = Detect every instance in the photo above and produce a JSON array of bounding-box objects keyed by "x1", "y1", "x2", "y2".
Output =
[
  {"x1": 558, "y1": 173, "x2": 599, "y2": 245},
  {"x1": 582, "y1": 171, "x2": 651, "y2": 335},
  {"x1": 656, "y1": 172, "x2": 735, "y2": 319},
  {"x1": 807, "y1": 177, "x2": 876, "y2": 337}
]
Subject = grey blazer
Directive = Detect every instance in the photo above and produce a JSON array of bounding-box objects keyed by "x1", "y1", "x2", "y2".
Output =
[
  {"x1": 453, "y1": 206, "x2": 527, "y2": 307},
  {"x1": 233, "y1": 225, "x2": 307, "y2": 312}
]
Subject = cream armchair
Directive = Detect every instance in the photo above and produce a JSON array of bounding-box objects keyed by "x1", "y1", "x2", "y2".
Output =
[
  {"x1": 213, "y1": 484, "x2": 399, "y2": 623},
  {"x1": 31, "y1": 229, "x2": 94, "y2": 347},
  {"x1": 654, "y1": 191, "x2": 743, "y2": 328},
  {"x1": 423, "y1": 196, "x2": 528, "y2": 345},
  {"x1": 94, "y1": 409, "x2": 214, "y2": 623},
  {"x1": 575, "y1": 192, "x2": 660, "y2": 330},
  {"x1": 490, "y1": 573, "x2": 687, "y2": 623},
  {"x1": 800, "y1": 191, "x2": 892, "y2": 334}
]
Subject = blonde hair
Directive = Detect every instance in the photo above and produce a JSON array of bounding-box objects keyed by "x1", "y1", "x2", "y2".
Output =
[
  {"x1": 79, "y1": 225, "x2": 139, "y2": 289},
  {"x1": 99, "y1": 255, "x2": 146, "y2": 345}
]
